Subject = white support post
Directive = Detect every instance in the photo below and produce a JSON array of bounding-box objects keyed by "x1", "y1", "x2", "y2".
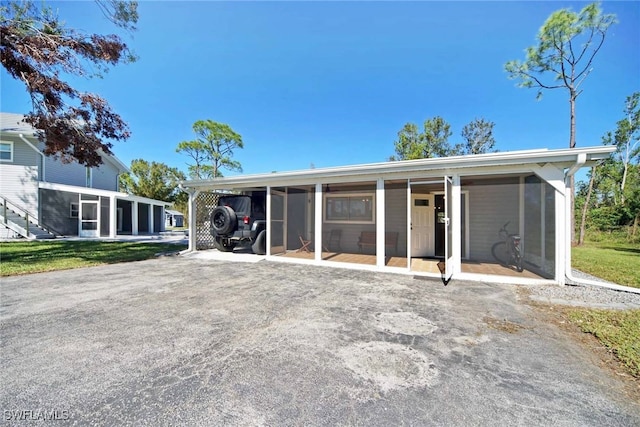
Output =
[
  {"x1": 109, "y1": 196, "x2": 116, "y2": 238},
  {"x1": 315, "y1": 183, "x2": 323, "y2": 262},
  {"x1": 534, "y1": 164, "x2": 567, "y2": 285},
  {"x1": 519, "y1": 176, "x2": 525, "y2": 250},
  {"x1": 187, "y1": 190, "x2": 200, "y2": 252},
  {"x1": 558, "y1": 178, "x2": 569, "y2": 285},
  {"x1": 540, "y1": 182, "x2": 546, "y2": 272},
  {"x1": 451, "y1": 175, "x2": 462, "y2": 274},
  {"x1": 132, "y1": 201, "x2": 138, "y2": 235},
  {"x1": 77, "y1": 194, "x2": 81, "y2": 235},
  {"x1": 406, "y1": 181, "x2": 412, "y2": 270},
  {"x1": 266, "y1": 186, "x2": 271, "y2": 257},
  {"x1": 376, "y1": 178, "x2": 385, "y2": 268},
  {"x1": 148, "y1": 204, "x2": 154, "y2": 234}
]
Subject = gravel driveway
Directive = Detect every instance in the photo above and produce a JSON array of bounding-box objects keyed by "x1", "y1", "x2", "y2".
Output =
[{"x1": 1, "y1": 256, "x2": 639, "y2": 426}]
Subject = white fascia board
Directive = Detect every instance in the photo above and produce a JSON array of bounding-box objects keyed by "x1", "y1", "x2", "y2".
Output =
[
  {"x1": 180, "y1": 146, "x2": 616, "y2": 191},
  {"x1": 120, "y1": 194, "x2": 171, "y2": 206},
  {"x1": 40, "y1": 181, "x2": 121, "y2": 197},
  {"x1": 39, "y1": 181, "x2": 170, "y2": 205},
  {"x1": 99, "y1": 150, "x2": 129, "y2": 173}
]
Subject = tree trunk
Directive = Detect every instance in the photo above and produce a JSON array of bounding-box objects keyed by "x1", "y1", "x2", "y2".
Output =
[
  {"x1": 578, "y1": 166, "x2": 596, "y2": 245},
  {"x1": 620, "y1": 159, "x2": 628, "y2": 205},
  {"x1": 569, "y1": 93, "x2": 577, "y2": 244}
]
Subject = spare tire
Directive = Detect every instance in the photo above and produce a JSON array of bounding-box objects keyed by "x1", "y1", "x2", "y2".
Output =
[{"x1": 211, "y1": 206, "x2": 237, "y2": 235}]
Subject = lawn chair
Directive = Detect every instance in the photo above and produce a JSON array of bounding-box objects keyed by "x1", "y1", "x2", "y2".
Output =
[{"x1": 297, "y1": 234, "x2": 312, "y2": 253}]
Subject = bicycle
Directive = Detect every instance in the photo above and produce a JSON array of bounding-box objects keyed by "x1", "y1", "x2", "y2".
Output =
[{"x1": 491, "y1": 221, "x2": 523, "y2": 272}]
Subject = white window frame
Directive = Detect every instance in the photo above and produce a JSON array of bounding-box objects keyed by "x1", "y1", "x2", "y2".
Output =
[
  {"x1": 0, "y1": 140, "x2": 14, "y2": 162},
  {"x1": 323, "y1": 192, "x2": 375, "y2": 224},
  {"x1": 70, "y1": 202, "x2": 79, "y2": 218}
]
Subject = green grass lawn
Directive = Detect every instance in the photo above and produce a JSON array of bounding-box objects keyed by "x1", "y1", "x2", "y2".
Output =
[
  {"x1": 568, "y1": 308, "x2": 640, "y2": 379},
  {"x1": 0, "y1": 240, "x2": 187, "y2": 276},
  {"x1": 573, "y1": 239, "x2": 640, "y2": 289},
  {"x1": 568, "y1": 231, "x2": 640, "y2": 380}
]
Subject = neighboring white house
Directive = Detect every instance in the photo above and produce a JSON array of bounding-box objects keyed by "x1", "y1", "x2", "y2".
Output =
[
  {"x1": 165, "y1": 209, "x2": 184, "y2": 228},
  {"x1": 181, "y1": 145, "x2": 615, "y2": 286},
  {"x1": 0, "y1": 112, "x2": 170, "y2": 239}
]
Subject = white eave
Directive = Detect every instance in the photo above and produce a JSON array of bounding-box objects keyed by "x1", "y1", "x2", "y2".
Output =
[
  {"x1": 39, "y1": 181, "x2": 171, "y2": 206},
  {"x1": 99, "y1": 149, "x2": 129, "y2": 174},
  {"x1": 181, "y1": 146, "x2": 615, "y2": 191}
]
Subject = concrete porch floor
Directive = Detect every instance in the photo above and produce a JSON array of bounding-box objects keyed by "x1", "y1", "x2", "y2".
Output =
[{"x1": 278, "y1": 250, "x2": 545, "y2": 279}]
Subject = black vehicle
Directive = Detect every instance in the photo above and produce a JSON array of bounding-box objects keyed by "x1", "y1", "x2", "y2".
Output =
[{"x1": 210, "y1": 192, "x2": 267, "y2": 255}]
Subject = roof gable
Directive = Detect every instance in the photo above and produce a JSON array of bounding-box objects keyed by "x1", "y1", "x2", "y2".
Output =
[{"x1": 0, "y1": 112, "x2": 129, "y2": 173}]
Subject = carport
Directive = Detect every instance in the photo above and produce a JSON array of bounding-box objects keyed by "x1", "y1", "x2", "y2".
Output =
[{"x1": 180, "y1": 146, "x2": 614, "y2": 285}]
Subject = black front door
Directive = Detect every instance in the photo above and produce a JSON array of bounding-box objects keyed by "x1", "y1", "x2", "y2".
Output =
[{"x1": 434, "y1": 194, "x2": 445, "y2": 257}]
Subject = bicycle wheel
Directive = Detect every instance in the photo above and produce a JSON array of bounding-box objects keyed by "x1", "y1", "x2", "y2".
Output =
[
  {"x1": 491, "y1": 241, "x2": 510, "y2": 267},
  {"x1": 514, "y1": 251, "x2": 523, "y2": 272}
]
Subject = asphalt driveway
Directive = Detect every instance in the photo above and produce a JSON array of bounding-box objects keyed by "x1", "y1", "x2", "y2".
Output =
[{"x1": 1, "y1": 256, "x2": 638, "y2": 426}]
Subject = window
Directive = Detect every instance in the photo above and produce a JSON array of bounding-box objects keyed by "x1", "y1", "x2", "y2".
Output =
[
  {"x1": 324, "y1": 193, "x2": 374, "y2": 223},
  {"x1": 0, "y1": 141, "x2": 13, "y2": 162},
  {"x1": 70, "y1": 203, "x2": 79, "y2": 218}
]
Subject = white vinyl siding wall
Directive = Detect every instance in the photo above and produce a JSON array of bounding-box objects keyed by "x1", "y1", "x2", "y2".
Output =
[
  {"x1": 92, "y1": 161, "x2": 120, "y2": 191},
  {"x1": 0, "y1": 137, "x2": 42, "y2": 219},
  {"x1": 43, "y1": 156, "x2": 120, "y2": 191},
  {"x1": 0, "y1": 136, "x2": 41, "y2": 174},
  {"x1": 0, "y1": 164, "x2": 39, "y2": 219},
  {"x1": 44, "y1": 156, "x2": 87, "y2": 187}
]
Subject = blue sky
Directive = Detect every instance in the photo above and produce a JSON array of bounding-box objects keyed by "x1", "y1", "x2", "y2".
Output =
[{"x1": 1, "y1": 1, "x2": 639, "y2": 182}]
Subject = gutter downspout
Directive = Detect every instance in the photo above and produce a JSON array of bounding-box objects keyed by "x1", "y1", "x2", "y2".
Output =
[
  {"x1": 19, "y1": 134, "x2": 45, "y2": 182},
  {"x1": 564, "y1": 153, "x2": 640, "y2": 294}
]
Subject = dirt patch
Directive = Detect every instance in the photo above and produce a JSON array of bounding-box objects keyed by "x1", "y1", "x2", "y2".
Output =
[
  {"x1": 338, "y1": 342, "x2": 438, "y2": 393},
  {"x1": 483, "y1": 316, "x2": 527, "y2": 334},
  {"x1": 373, "y1": 311, "x2": 438, "y2": 336}
]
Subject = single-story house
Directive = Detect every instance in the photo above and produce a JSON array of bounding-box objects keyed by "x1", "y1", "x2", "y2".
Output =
[
  {"x1": 0, "y1": 112, "x2": 170, "y2": 239},
  {"x1": 180, "y1": 146, "x2": 615, "y2": 285},
  {"x1": 165, "y1": 209, "x2": 184, "y2": 228}
]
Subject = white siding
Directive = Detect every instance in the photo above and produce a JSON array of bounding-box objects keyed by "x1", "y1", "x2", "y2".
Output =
[
  {"x1": 0, "y1": 135, "x2": 41, "y2": 175},
  {"x1": 43, "y1": 153, "x2": 121, "y2": 191},
  {"x1": 0, "y1": 164, "x2": 39, "y2": 218},
  {"x1": 44, "y1": 155, "x2": 86, "y2": 186},
  {"x1": 92, "y1": 160, "x2": 120, "y2": 191}
]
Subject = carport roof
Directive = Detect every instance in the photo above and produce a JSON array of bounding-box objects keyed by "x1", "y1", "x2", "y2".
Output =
[{"x1": 180, "y1": 146, "x2": 615, "y2": 191}]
